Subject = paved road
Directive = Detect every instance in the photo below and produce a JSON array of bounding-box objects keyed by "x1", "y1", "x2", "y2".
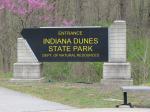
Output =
[
  {"x1": 0, "y1": 87, "x2": 74, "y2": 112},
  {"x1": 0, "y1": 87, "x2": 150, "y2": 112},
  {"x1": 49, "y1": 108, "x2": 150, "y2": 112}
]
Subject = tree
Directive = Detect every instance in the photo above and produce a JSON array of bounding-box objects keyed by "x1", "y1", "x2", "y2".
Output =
[
  {"x1": 0, "y1": 0, "x2": 75, "y2": 28},
  {"x1": 0, "y1": 0, "x2": 75, "y2": 72},
  {"x1": 119, "y1": 0, "x2": 127, "y2": 20},
  {"x1": 147, "y1": 1, "x2": 150, "y2": 27},
  {"x1": 138, "y1": 0, "x2": 144, "y2": 27}
]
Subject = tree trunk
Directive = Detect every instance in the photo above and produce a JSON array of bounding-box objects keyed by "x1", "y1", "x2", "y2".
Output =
[
  {"x1": 119, "y1": 0, "x2": 127, "y2": 20},
  {"x1": 138, "y1": 0, "x2": 144, "y2": 27},
  {"x1": 147, "y1": 1, "x2": 150, "y2": 27}
]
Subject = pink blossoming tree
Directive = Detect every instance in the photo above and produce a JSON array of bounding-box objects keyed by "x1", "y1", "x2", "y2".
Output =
[
  {"x1": 0, "y1": 0, "x2": 75, "y2": 28},
  {"x1": 0, "y1": 0, "x2": 75, "y2": 72}
]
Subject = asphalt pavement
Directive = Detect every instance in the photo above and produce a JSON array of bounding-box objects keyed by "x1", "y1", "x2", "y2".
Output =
[{"x1": 0, "y1": 87, "x2": 150, "y2": 112}]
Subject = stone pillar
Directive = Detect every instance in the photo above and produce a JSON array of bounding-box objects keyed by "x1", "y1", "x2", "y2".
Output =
[
  {"x1": 11, "y1": 38, "x2": 43, "y2": 82},
  {"x1": 101, "y1": 20, "x2": 133, "y2": 86}
]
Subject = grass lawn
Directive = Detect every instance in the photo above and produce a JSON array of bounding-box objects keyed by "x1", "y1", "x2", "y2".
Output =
[
  {"x1": 0, "y1": 81, "x2": 122, "y2": 108},
  {"x1": 0, "y1": 73, "x2": 150, "y2": 108}
]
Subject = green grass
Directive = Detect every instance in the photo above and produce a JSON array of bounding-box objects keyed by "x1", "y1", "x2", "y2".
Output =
[
  {"x1": 0, "y1": 81, "x2": 121, "y2": 108},
  {"x1": 43, "y1": 62, "x2": 103, "y2": 83},
  {"x1": 0, "y1": 72, "x2": 12, "y2": 80},
  {"x1": 127, "y1": 37, "x2": 150, "y2": 84},
  {"x1": 0, "y1": 79, "x2": 150, "y2": 108},
  {"x1": 0, "y1": 71, "x2": 150, "y2": 108}
]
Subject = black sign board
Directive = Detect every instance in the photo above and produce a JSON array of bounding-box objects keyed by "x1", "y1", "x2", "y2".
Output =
[{"x1": 21, "y1": 27, "x2": 108, "y2": 62}]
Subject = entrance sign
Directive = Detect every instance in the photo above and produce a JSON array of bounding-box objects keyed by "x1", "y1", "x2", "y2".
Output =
[
  {"x1": 13, "y1": 21, "x2": 132, "y2": 86},
  {"x1": 21, "y1": 27, "x2": 108, "y2": 62}
]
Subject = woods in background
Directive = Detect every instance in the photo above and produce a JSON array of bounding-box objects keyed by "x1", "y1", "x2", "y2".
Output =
[{"x1": 0, "y1": 0, "x2": 150, "y2": 84}]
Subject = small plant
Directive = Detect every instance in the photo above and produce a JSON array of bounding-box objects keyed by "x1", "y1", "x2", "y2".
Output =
[{"x1": 93, "y1": 20, "x2": 112, "y2": 27}]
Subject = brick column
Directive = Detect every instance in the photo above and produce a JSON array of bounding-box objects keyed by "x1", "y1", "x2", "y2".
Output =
[
  {"x1": 109, "y1": 20, "x2": 126, "y2": 62},
  {"x1": 11, "y1": 38, "x2": 43, "y2": 82},
  {"x1": 101, "y1": 21, "x2": 133, "y2": 86}
]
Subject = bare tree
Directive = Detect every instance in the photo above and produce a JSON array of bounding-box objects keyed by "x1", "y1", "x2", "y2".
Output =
[
  {"x1": 119, "y1": 0, "x2": 127, "y2": 20},
  {"x1": 147, "y1": 1, "x2": 150, "y2": 27},
  {"x1": 138, "y1": 0, "x2": 144, "y2": 27}
]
